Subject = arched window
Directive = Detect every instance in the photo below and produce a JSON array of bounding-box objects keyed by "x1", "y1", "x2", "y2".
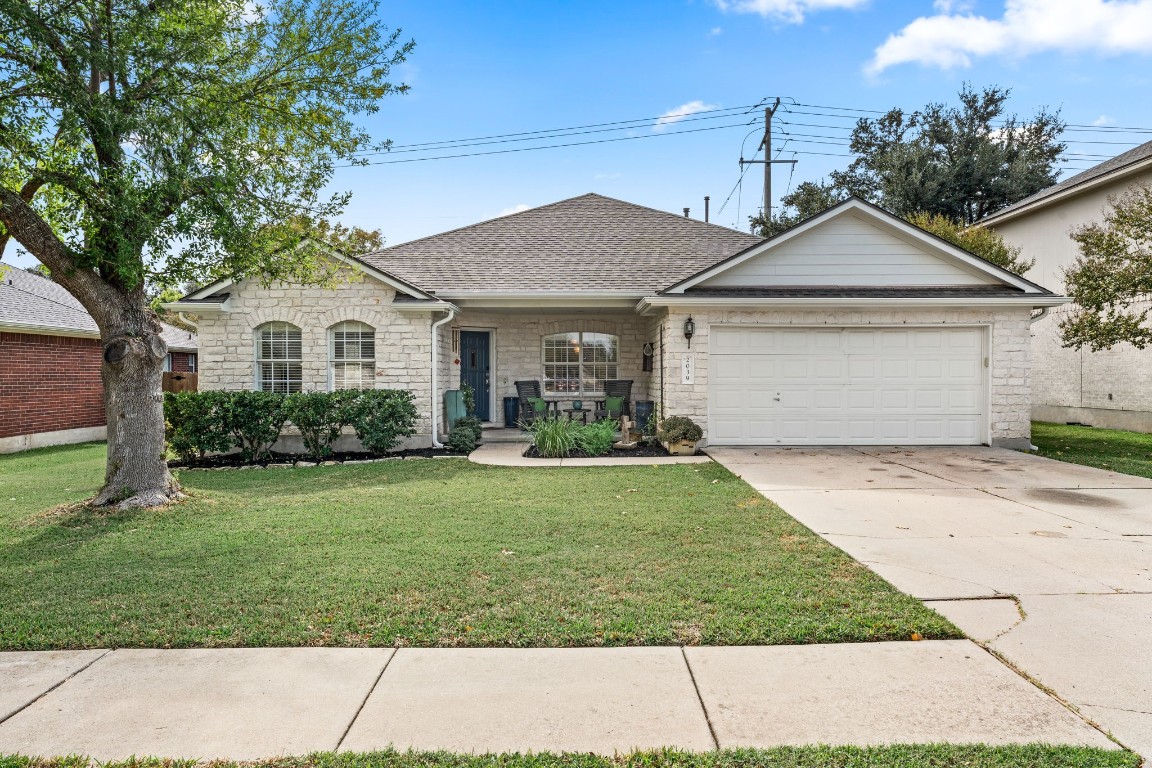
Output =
[
  {"x1": 542, "y1": 332, "x2": 618, "y2": 395},
  {"x1": 329, "y1": 321, "x2": 376, "y2": 390},
  {"x1": 255, "y1": 322, "x2": 302, "y2": 392}
]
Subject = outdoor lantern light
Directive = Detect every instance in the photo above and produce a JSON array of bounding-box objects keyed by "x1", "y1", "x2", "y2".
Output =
[{"x1": 684, "y1": 317, "x2": 695, "y2": 347}]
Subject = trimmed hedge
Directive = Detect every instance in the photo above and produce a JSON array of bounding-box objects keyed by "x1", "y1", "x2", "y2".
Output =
[{"x1": 164, "y1": 389, "x2": 419, "y2": 461}]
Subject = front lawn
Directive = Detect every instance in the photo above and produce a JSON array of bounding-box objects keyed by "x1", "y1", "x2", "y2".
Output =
[
  {"x1": 1032, "y1": 421, "x2": 1152, "y2": 479},
  {"x1": 0, "y1": 443, "x2": 958, "y2": 649},
  {"x1": 1, "y1": 746, "x2": 1140, "y2": 768}
]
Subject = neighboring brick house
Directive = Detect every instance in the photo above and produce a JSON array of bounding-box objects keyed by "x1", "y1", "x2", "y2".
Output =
[
  {"x1": 983, "y1": 141, "x2": 1152, "y2": 432},
  {"x1": 170, "y1": 195, "x2": 1064, "y2": 450},
  {"x1": 0, "y1": 262, "x2": 198, "y2": 453}
]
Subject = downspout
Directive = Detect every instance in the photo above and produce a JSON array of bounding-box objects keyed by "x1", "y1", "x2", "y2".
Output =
[
  {"x1": 177, "y1": 312, "x2": 198, "y2": 332},
  {"x1": 430, "y1": 306, "x2": 457, "y2": 448}
]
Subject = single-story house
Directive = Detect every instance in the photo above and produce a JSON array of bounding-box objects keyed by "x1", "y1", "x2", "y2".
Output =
[
  {"x1": 169, "y1": 194, "x2": 1065, "y2": 450},
  {"x1": 983, "y1": 140, "x2": 1152, "y2": 432},
  {"x1": 0, "y1": 262, "x2": 198, "y2": 453}
]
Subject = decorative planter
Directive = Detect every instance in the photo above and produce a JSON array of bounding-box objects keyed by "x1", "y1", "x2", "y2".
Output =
[{"x1": 663, "y1": 440, "x2": 698, "y2": 456}]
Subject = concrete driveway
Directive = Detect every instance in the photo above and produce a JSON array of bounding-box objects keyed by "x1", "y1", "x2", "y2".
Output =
[{"x1": 708, "y1": 445, "x2": 1152, "y2": 760}]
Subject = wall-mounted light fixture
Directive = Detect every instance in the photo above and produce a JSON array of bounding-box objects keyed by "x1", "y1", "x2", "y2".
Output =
[{"x1": 684, "y1": 317, "x2": 695, "y2": 348}]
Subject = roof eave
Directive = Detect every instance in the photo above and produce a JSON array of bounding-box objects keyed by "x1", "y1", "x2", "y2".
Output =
[
  {"x1": 0, "y1": 320, "x2": 100, "y2": 338},
  {"x1": 982, "y1": 156, "x2": 1152, "y2": 227},
  {"x1": 636, "y1": 295, "x2": 1071, "y2": 313}
]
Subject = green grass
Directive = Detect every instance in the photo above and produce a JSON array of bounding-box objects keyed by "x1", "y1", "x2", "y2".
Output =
[
  {"x1": 0, "y1": 443, "x2": 958, "y2": 650},
  {"x1": 1032, "y1": 421, "x2": 1152, "y2": 479},
  {"x1": 0, "y1": 746, "x2": 1140, "y2": 768}
]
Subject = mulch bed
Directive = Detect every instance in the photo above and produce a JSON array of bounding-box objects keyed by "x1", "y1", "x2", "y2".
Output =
[
  {"x1": 522, "y1": 442, "x2": 674, "y2": 459},
  {"x1": 169, "y1": 447, "x2": 463, "y2": 470}
]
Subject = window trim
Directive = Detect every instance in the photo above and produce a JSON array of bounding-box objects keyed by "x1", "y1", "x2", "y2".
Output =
[
  {"x1": 541, "y1": 331, "x2": 619, "y2": 397},
  {"x1": 328, "y1": 320, "x2": 377, "y2": 391},
  {"x1": 254, "y1": 321, "x2": 303, "y2": 393}
]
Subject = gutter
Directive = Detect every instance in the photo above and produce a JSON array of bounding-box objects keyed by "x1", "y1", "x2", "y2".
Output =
[
  {"x1": 1030, "y1": 306, "x2": 1050, "y2": 324},
  {"x1": 636, "y1": 295, "x2": 1072, "y2": 313},
  {"x1": 429, "y1": 305, "x2": 458, "y2": 448}
]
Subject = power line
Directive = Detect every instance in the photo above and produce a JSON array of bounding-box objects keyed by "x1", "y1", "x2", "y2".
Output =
[{"x1": 336, "y1": 119, "x2": 758, "y2": 167}]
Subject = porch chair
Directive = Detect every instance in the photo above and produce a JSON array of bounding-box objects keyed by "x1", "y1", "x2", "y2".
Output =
[
  {"x1": 514, "y1": 380, "x2": 551, "y2": 428},
  {"x1": 594, "y1": 380, "x2": 633, "y2": 424}
]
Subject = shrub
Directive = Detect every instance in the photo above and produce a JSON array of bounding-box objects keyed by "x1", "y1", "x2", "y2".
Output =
[
  {"x1": 574, "y1": 419, "x2": 617, "y2": 457},
  {"x1": 656, "y1": 415, "x2": 703, "y2": 444},
  {"x1": 529, "y1": 418, "x2": 579, "y2": 458},
  {"x1": 283, "y1": 391, "x2": 350, "y2": 459},
  {"x1": 454, "y1": 415, "x2": 483, "y2": 441},
  {"x1": 223, "y1": 391, "x2": 289, "y2": 462},
  {"x1": 163, "y1": 390, "x2": 233, "y2": 462},
  {"x1": 348, "y1": 389, "x2": 419, "y2": 454},
  {"x1": 447, "y1": 426, "x2": 477, "y2": 453}
]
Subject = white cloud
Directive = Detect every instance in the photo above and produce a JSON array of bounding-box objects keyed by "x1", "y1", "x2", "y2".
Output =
[
  {"x1": 1093, "y1": 114, "x2": 1116, "y2": 125},
  {"x1": 654, "y1": 101, "x2": 719, "y2": 132},
  {"x1": 712, "y1": 0, "x2": 867, "y2": 24},
  {"x1": 867, "y1": 0, "x2": 1152, "y2": 75},
  {"x1": 709, "y1": 26, "x2": 724, "y2": 35},
  {"x1": 497, "y1": 204, "x2": 530, "y2": 217}
]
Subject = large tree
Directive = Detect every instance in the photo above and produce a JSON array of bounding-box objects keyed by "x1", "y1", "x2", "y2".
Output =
[
  {"x1": 0, "y1": 0, "x2": 411, "y2": 508},
  {"x1": 1062, "y1": 185, "x2": 1152, "y2": 350},
  {"x1": 832, "y1": 84, "x2": 1065, "y2": 224}
]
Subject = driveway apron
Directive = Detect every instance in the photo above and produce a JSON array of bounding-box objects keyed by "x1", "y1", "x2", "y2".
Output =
[{"x1": 708, "y1": 445, "x2": 1152, "y2": 760}]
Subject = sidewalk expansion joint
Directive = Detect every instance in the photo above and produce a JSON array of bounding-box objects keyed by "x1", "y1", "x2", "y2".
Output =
[
  {"x1": 0, "y1": 648, "x2": 112, "y2": 727},
  {"x1": 679, "y1": 646, "x2": 720, "y2": 750},
  {"x1": 335, "y1": 648, "x2": 396, "y2": 752}
]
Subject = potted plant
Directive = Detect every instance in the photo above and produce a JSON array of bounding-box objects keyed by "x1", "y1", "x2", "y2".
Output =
[{"x1": 656, "y1": 415, "x2": 703, "y2": 455}]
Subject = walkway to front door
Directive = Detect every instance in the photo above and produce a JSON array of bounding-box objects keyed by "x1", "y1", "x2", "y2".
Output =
[{"x1": 459, "y1": 330, "x2": 491, "y2": 421}]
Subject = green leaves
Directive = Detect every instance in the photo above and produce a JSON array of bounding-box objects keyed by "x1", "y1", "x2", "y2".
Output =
[
  {"x1": 1062, "y1": 184, "x2": 1152, "y2": 350},
  {"x1": 906, "y1": 212, "x2": 1034, "y2": 275}
]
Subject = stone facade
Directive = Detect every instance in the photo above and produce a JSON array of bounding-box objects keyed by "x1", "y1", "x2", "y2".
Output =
[
  {"x1": 195, "y1": 269, "x2": 437, "y2": 445},
  {"x1": 652, "y1": 306, "x2": 1035, "y2": 448}
]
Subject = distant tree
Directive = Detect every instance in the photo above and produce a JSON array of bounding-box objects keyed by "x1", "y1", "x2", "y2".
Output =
[
  {"x1": 23, "y1": 263, "x2": 51, "y2": 279},
  {"x1": 829, "y1": 84, "x2": 1065, "y2": 224},
  {"x1": 281, "y1": 215, "x2": 385, "y2": 255},
  {"x1": 907, "y1": 212, "x2": 1033, "y2": 275},
  {"x1": 0, "y1": 0, "x2": 412, "y2": 508},
  {"x1": 749, "y1": 181, "x2": 847, "y2": 237},
  {"x1": 1061, "y1": 185, "x2": 1152, "y2": 350}
]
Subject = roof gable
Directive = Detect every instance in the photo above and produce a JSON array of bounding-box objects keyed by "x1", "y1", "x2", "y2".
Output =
[
  {"x1": 359, "y1": 193, "x2": 764, "y2": 295},
  {"x1": 664, "y1": 198, "x2": 1050, "y2": 295}
]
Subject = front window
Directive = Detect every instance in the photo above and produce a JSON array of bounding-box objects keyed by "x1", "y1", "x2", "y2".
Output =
[
  {"x1": 330, "y1": 321, "x2": 376, "y2": 390},
  {"x1": 256, "y1": 322, "x2": 302, "y2": 392},
  {"x1": 542, "y1": 332, "x2": 618, "y2": 395}
]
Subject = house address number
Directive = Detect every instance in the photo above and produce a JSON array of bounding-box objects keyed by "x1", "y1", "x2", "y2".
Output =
[{"x1": 682, "y1": 353, "x2": 695, "y2": 384}]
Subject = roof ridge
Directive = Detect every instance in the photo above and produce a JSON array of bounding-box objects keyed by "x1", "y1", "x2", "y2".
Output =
[{"x1": 363, "y1": 193, "x2": 760, "y2": 257}]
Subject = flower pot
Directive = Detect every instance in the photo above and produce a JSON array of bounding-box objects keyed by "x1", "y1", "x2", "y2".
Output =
[{"x1": 663, "y1": 440, "x2": 698, "y2": 456}]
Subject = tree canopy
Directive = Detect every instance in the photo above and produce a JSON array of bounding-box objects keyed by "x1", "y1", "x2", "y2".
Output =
[
  {"x1": 0, "y1": 0, "x2": 412, "y2": 507},
  {"x1": 750, "y1": 85, "x2": 1065, "y2": 237},
  {"x1": 1062, "y1": 185, "x2": 1152, "y2": 350}
]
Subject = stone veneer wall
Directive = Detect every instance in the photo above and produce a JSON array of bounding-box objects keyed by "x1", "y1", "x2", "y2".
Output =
[
  {"x1": 438, "y1": 312, "x2": 658, "y2": 430},
  {"x1": 654, "y1": 306, "x2": 1035, "y2": 448},
  {"x1": 195, "y1": 270, "x2": 436, "y2": 446}
]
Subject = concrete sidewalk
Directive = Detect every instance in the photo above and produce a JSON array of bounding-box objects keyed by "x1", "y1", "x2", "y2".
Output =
[{"x1": 0, "y1": 642, "x2": 1115, "y2": 761}]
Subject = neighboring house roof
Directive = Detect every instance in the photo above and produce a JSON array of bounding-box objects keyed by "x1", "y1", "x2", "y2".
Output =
[
  {"x1": 982, "y1": 139, "x2": 1152, "y2": 226},
  {"x1": 359, "y1": 193, "x2": 765, "y2": 295},
  {"x1": 0, "y1": 261, "x2": 198, "y2": 350}
]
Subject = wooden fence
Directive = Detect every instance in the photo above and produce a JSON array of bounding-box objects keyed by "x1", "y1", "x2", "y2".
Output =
[{"x1": 162, "y1": 372, "x2": 198, "y2": 393}]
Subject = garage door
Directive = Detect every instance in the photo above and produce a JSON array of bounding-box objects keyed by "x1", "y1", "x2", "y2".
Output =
[{"x1": 708, "y1": 326, "x2": 986, "y2": 445}]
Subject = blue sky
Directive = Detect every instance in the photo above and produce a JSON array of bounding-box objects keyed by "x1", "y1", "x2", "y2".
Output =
[
  {"x1": 333, "y1": 0, "x2": 1152, "y2": 244},
  {"x1": 5, "y1": 0, "x2": 1152, "y2": 268}
]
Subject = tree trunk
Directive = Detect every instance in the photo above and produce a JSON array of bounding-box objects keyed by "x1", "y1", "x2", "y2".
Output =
[{"x1": 92, "y1": 307, "x2": 183, "y2": 509}]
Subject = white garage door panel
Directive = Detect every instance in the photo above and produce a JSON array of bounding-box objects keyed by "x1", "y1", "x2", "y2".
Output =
[{"x1": 708, "y1": 326, "x2": 986, "y2": 445}]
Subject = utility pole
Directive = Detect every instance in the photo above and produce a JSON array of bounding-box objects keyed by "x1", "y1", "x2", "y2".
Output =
[{"x1": 739, "y1": 98, "x2": 797, "y2": 218}]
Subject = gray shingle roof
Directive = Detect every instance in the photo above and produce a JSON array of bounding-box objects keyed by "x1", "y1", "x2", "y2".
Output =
[
  {"x1": 359, "y1": 193, "x2": 764, "y2": 294},
  {"x1": 985, "y1": 139, "x2": 1152, "y2": 223},
  {"x1": 0, "y1": 261, "x2": 197, "y2": 349},
  {"x1": 0, "y1": 262, "x2": 98, "y2": 334}
]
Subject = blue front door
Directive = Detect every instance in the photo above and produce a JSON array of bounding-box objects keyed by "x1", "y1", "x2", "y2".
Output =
[{"x1": 459, "y1": 331, "x2": 491, "y2": 421}]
